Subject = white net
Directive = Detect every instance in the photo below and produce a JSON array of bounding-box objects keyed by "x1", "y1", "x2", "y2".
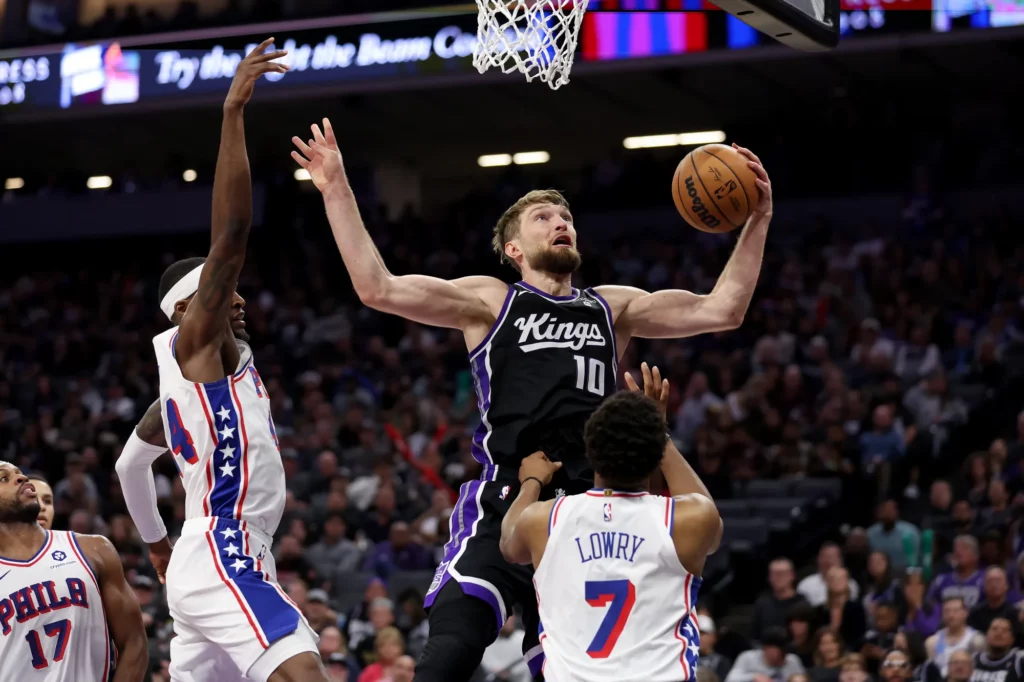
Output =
[{"x1": 473, "y1": 0, "x2": 589, "y2": 90}]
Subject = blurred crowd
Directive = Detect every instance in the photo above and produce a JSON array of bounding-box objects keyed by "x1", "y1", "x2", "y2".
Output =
[{"x1": 1, "y1": 154, "x2": 1023, "y2": 682}]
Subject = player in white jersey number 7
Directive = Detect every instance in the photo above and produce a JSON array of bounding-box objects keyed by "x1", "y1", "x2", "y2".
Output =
[
  {"x1": 0, "y1": 462, "x2": 148, "y2": 682},
  {"x1": 500, "y1": 365, "x2": 723, "y2": 682}
]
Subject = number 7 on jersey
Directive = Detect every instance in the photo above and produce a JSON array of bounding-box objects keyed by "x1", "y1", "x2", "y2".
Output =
[{"x1": 584, "y1": 579, "x2": 636, "y2": 658}]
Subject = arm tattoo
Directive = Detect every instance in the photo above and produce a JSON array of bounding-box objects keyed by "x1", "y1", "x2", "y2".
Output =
[
  {"x1": 196, "y1": 254, "x2": 237, "y2": 313},
  {"x1": 136, "y1": 401, "x2": 167, "y2": 448}
]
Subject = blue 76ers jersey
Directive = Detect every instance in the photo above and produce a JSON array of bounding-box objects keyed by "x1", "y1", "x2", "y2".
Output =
[
  {"x1": 533, "y1": 490, "x2": 702, "y2": 682},
  {"x1": 153, "y1": 327, "x2": 286, "y2": 538},
  {"x1": 0, "y1": 531, "x2": 110, "y2": 682}
]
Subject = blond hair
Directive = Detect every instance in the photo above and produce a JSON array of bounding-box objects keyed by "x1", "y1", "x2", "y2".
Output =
[
  {"x1": 491, "y1": 189, "x2": 570, "y2": 271},
  {"x1": 375, "y1": 626, "x2": 405, "y2": 653}
]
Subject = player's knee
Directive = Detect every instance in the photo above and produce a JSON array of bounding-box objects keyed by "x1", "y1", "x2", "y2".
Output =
[
  {"x1": 415, "y1": 586, "x2": 499, "y2": 681},
  {"x1": 415, "y1": 632, "x2": 488, "y2": 682},
  {"x1": 265, "y1": 652, "x2": 328, "y2": 682}
]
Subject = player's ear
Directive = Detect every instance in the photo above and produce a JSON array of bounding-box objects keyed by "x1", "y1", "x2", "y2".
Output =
[
  {"x1": 174, "y1": 299, "x2": 190, "y2": 318},
  {"x1": 504, "y1": 241, "x2": 521, "y2": 263}
]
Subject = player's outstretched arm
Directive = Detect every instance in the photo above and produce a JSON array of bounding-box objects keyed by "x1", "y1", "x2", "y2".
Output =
[
  {"x1": 292, "y1": 119, "x2": 504, "y2": 331},
  {"x1": 114, "y1": 400, "x2": 174, "y2": 583},
  {"x1": 77, "y1": 535, "x2": 149, "y2": 682},
  {"x1": 500, "y1": 452, "x2": 561, "y2": 566},
  {"x1": 176, "y1": 39, "x2": 288, "y2": 373},
  {"x1": 596, "y1": 145, "x2": 772, "y2": 342}
]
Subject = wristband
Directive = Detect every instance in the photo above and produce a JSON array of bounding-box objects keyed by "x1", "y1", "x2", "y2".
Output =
[{"x1": 521, "y1": 476, "x2": 544, "y2": 490}]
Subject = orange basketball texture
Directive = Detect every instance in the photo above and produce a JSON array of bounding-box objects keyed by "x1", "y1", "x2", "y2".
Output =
[{"x1": 672, "y1": 144, "x2": 758, "y2": 233}]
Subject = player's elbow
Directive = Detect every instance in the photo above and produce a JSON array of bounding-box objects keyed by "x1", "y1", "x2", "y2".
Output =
[{"x1": 354, "y1": 275, "x2": 392, "y2": 310}]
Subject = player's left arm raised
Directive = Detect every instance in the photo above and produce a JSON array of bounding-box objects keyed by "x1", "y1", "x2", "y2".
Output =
[
  {"x1": 77, "y1": 535, "x2": 149, "y2": 682},
  {"x1": 597, "y1": 145, "x2": 771, "y2": 342}
]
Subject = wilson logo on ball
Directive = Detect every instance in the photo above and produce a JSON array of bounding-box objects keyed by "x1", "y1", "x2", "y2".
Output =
[{"x1": 684, "y1": 176, "x2": 721, "y2": 229}]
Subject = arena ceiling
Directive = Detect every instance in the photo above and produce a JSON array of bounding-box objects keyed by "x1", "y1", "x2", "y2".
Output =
[{"x1": 1, "y1": 24, "x2": 1020, "y2": 182}]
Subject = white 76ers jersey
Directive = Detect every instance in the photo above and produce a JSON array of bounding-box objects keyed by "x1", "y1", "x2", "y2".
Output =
[
  {"x1": 153, "y1": 327, "x2": 286, "y2": 537},
  {"x1": 0, "y1": 531, "x2": 111, "y2": 682},
  {"x1": 534, "y1": 490, "x2": 702, "y2": 682}
]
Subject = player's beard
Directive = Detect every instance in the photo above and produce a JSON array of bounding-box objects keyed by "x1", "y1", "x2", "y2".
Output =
[
  {"x1": 527, "y1": 245, "x2": 582, "y2": 275},
  {"x1": 233, "y1": 328, "x2": 251, "y2": 343},
  {"x1": 0, "y1": 499, "x2": 42, "y2": 525}
]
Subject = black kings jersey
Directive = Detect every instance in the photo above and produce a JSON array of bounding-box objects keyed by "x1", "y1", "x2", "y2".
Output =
[
  {"x1": 972, "y1": 650, "x2": 1024, "y2": 682},
  {"x1": 468, "y1": 282, "x2": 618, "y2": 488}
]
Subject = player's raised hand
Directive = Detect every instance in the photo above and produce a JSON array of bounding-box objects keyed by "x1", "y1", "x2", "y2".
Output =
[
  {"x1": 519, "y1": 451, "x2": 562, "y2": 487},
  {"x1": 732, "y1": 143, "x2": 772, "y2": 217},
  {"x1": 291, "y1": 118, "x2": 347, "y2": 194},
  {"x1": 624, "y1": 362, "x2": 669, "y2": 420},
  {"x1": 224, "y1": 38, "x2": 289, "y2": 110}
]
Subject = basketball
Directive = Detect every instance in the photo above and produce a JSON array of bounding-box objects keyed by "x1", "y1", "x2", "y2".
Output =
[{"x1": 672, "y1": 144, "x2": 759, "y2": 233}]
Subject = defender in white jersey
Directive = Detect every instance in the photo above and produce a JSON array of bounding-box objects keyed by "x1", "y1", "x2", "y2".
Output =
[
  {"x1": 500, "y1": 366, "x2": 723, "y2": 682},
  {"x1": 114, "y1": 40, "x2": 326, "y2": 682},
  {"x1": 0, "y1": 463, "x2": 148, "y2": 682}
]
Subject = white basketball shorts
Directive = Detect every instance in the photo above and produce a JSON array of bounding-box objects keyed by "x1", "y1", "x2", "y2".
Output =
[{"x1": 166, "y1": 517, "x2": 319, "y2": 682}]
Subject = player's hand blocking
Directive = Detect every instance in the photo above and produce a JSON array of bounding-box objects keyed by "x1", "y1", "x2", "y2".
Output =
[
  {"x1": 624, "y1": 362, "x2": 669, "y2": 420},
  {"x1": 732, "y1": 143, "x2": 773, "y2": 217},
  {"x1": 291, "y1": 118, "x2": 347, "y2": 194},
  {"x1": 224, "y1": 37, "x2": 289, "y2": 110},
  {"x1": 518, "y1": 451, "x2": 562, "y2": 488}
]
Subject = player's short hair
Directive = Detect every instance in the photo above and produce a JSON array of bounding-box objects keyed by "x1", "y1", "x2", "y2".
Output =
[
  {"x1": 583, "y1": 391, "x2": 667, "y2": 489},
  {"x1": 491, "y1": 189, "x2": 569, "y2": 271},
  {"x1": 158, "y1": 257, "x2": 206, "y2": 307},
  {"x1": 23, "y1": 471, "x2": 48, "y2": 485}
]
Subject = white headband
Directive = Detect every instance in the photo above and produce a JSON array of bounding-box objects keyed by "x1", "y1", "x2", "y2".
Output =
[{"x1": 160, "y1": 264, "x2": 204, "y2": 321}]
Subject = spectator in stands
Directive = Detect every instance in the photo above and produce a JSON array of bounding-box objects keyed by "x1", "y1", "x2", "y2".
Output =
[
  {"x1": 863, "y1": 551, "x2": 901, "y2": 619},
  {"x1": 895, "y1": 326, "x2": 942, "y2": 385},
  {"x1": 352, "y1": 597, "x2": 398, "y2": 669},
  {"x1": 837, "y1": 653, "x2": 870, "y2": 682},
  {"x1": 307, "y1": 512, "x2": 363, "y2": 576},
  {"x1": 756, "y1": 558, "x2": 810, "y2": 641},
  {"x1": 698, "y1": 615, "x2": 734, "y2": 681},
  {"x1": 318, "y1": 625, "x2": 346, "y2": 660},
  {"x1": 878, "y1": 649, "x2": 913, "y2": 682},
  {"x1": 361, "y1": 521, "x2": 431, "y2": 577},
  {"x1": 356, "y1": 626, "x2": 406, "y2": 682},
  {"x1": 360, "y1": 485, "x2": 400, "y2": 544},
  {"x1": 306, "y1": 589, "x2": 342, "y2": 632},
  {"x1": 676, "y1": 371, "x2": 723, "y2": 448},
  {"x1": 971, "y1": 618, "x2": 1023, "y2": 682},
  {"x1": 968, "y1": 567, "x2": 1020, "y2": 633},
  {"x1": 979, "y1": 480, "x2": 1013, "y2": 534},
  {"x1": 817, "y1": 567, "x2": 868, "y2": 650},
  {"x1": 789, "y1": 604, "x2": 819, "y2": 668},
  {"x1": 925, "y1": 597, "x2": 985, "y2": 677},
  {"x1": 930, "y1": 536, "x2": 985, "y2": 608},
  {"x1": 944, "y1": 322, "x2": 976, "y2": 378},
  {"x1": 919, "y1": 479, "x2": 954, "y2": 532},
  {"x1": 903, "y1": 371, "x2": 967, "y2": 438},
  {"x1": 394, "y1": 588, "x2": 429, "y2": 660},
  {"x1": 274, "y1": 533, "x2": 319, "y2": 586},
  {"x1": 809, "y1": 628, "x2": 846, "y2": 682},
  {"x1": 893, "y1": 630, "x2": 929, "y2": 680},
  {"x1": 944, "y1": 649, "x2": 976, "y2": 682},
  {"x1": 325, "y1": 651, "x2": 360, "y2": 682},
  {"x1": 480, "y1": 616, "x2": 531, "y2": 682},
  {"x1": 726, "y1": 628, "x2": 806, "y2": 682},
  {"x1": 851, "y1": 319, "x2": 895, "y2": 367},
  {"x1": 903, "y1": 570, "x2": 942, "y2": 638},
  {"x1": 859, "y1": 407, "x2": 905, "y2": 491},
  {"x1": 346, "y1": 578, "x2": 389, "y2": 653},
  {"x1": 801, "y1": 544, "x2": 861, "y2": 607},
  {"x1": 868, "y1": 500, "x2": 922, "y2": 573},
  {"x1": 861, "y1": 601, "x2": 900, "y2": 674}
]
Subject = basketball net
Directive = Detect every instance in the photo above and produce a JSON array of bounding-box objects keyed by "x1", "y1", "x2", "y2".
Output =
[{"x1": 473, "y1": 0, "x2": 589, "y2": 90}]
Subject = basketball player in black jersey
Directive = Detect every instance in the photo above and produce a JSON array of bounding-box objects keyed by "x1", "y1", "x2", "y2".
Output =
[{"x1": 292, "y1": 120, "x2": 772, "y2": 682}]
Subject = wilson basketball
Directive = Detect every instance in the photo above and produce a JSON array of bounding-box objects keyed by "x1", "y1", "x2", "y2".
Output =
[{"x1": 672, "y1": 144, "x2": 758, "y2": 233}]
